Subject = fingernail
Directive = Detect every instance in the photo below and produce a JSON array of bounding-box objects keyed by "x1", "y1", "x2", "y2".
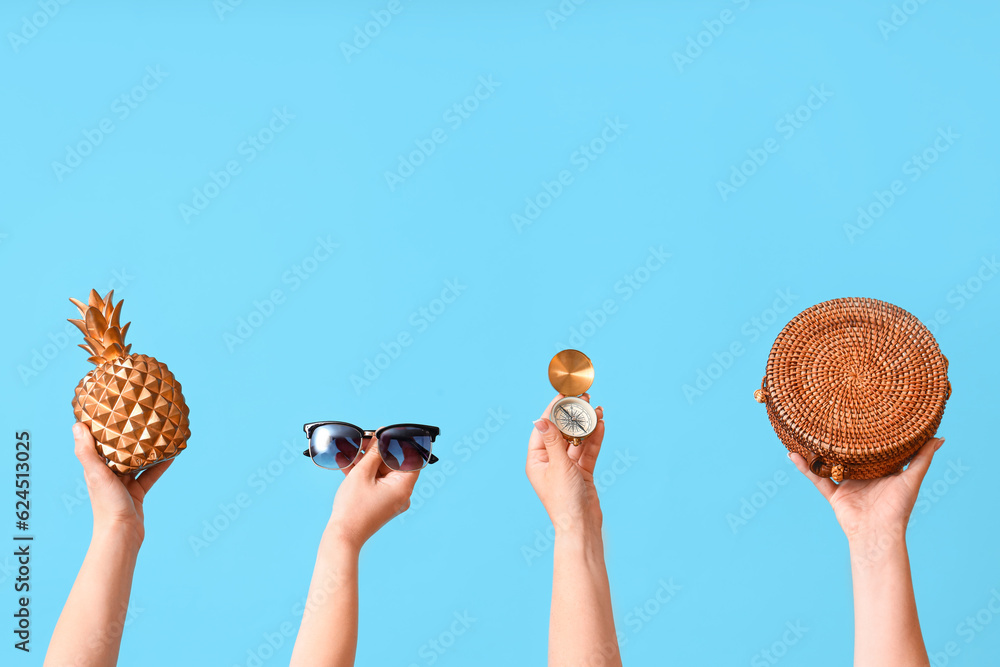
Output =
[
  {"x1": 787, "y1": 452, "x2": 793, "y2": 459},
  {"x1": 72, "y1": 423, "x2": 85, "y2": 437},
  {"x1": 935, "y1": 438, "x2": 946, "y2": 451},
  {"x1": 533, "y1": 419, "x2": 549, "y2": 433}
]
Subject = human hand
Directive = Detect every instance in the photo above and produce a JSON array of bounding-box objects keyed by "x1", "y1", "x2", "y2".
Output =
[
  {"x1": 526, "y1": 394, "x2": 606, "y2": 536},
  {"x1": 326, "y1": 443, "x2": 421, "y2": 553},
  {"x1": 73, "y1": 422, "x2": 173, "y2": 545},
  {"x1": 789, "y1": 437, "x2": 945, "y2": 541}
]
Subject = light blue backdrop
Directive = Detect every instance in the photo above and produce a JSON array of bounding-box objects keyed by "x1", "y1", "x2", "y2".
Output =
[{"x1": 3, "y1": 1, "x2": 998, "y2": 665}]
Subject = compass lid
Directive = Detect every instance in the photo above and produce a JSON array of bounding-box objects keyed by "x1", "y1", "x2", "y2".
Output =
[{"x1": 548, "y1": 349, "x2": 594, "y2": 396}]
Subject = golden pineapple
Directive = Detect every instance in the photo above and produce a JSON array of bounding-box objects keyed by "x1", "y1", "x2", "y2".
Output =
[{"x1": 69, "y1": 289, "x2": 190, "y2": 475}]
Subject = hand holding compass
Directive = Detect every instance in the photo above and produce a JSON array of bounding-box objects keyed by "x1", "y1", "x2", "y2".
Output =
[
  {"x1": 547, "y1": 349, "x2": 598, "y2": 446},
  {"x1": 529, "y1": 352, "x2": 606, "y2": 531}
]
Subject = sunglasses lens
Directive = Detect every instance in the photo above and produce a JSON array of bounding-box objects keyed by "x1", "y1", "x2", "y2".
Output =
[
  {"x1": 310, "y1": 424, "x2": 362, "y2": 470},
  {"x1": 378, "y1": 426, "x2": 434, "y2": 471}
]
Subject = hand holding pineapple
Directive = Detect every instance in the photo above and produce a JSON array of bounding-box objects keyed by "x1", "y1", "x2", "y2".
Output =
[
  {"x1": 44, "y1": 424, "x2": 175, "y2": 667},
  {"x1": 72, "y1": 422, "x2": 173, "y2": 543},
  {"x1": 69, "y1": 289, "x2": 190, "y2": 474}
]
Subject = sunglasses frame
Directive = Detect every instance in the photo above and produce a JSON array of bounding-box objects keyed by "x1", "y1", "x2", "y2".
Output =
[{"x1": 302, "y1": 421, "x2": 440, "y2": 471}]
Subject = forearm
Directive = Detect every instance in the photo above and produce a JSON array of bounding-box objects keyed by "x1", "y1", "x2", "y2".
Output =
[
  {"x1": 44, "y1": 527, "x2": 141, "y2": 667},
  {"x1": 550, "y1": 524, "x2": 621, "y2": 667},
  {"x1": 849, "y1": 530, "x2": 928, "y2": 667},
  {"x1": 290, "y1": 526, "x2": 360, "y2": 667}
]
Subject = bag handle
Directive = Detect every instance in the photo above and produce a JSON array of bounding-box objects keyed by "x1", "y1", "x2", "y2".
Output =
[
  {"x1": 806, "y1": 454, "x2": 845, "y2": 482},
  {"x1": 753, "y1": 377, "x2": 767, "y2": 404}
]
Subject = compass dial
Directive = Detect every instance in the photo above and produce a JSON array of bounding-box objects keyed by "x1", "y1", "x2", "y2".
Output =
[{"x1": 550, "y1": 396, "x2": 597, "y2": 438}]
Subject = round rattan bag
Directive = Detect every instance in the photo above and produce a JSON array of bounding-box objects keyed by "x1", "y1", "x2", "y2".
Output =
[{"x1": 754, "y1": 297, "x2": 950, "y2": 481}]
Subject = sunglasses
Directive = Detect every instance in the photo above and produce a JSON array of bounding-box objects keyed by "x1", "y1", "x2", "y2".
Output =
[{"x1": 302, "y1": 422, "x2": 440, "y2": 472}]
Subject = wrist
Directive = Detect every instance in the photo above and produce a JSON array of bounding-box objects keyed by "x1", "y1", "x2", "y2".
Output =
[
  {"x1": 847, "y1": 527, "x2": 908, "y2": 570},
  {"x1": 553, "y1": 524, "x2": 607, "y2": 570},
  {"x1": 92, "y1": 520, "x2": 143, "y2": 553},
  {"x1": 548, "y1": 501, "x2": 603, "y2": 537},
  {"x1": 845, "y1": 523, "x2": 907, "y2": 549},
  {"x1": 322, "y1": 521, "x2": 365, "y2": 557},
  {"x1": 553, "y1": 515, "x2": 604, "y2": 548}
]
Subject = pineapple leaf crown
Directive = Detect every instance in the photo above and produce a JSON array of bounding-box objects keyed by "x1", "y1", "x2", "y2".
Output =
[{"x1": 68, "y1": 289, "x2": 132, "y2": 365}]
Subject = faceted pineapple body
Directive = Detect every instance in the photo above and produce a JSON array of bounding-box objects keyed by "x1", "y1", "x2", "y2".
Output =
[{"x1": 73, "y1": 353, "x2": 190, "y2": 475}]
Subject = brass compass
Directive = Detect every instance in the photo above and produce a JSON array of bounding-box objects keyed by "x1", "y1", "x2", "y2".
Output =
[{"x1": 547, "y1": 349, "x2": 597, "y2": 446}]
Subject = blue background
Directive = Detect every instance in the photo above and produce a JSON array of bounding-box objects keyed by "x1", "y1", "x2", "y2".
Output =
[{"x1": 2, "y1": 1, "x2": 998, "y2": 665}]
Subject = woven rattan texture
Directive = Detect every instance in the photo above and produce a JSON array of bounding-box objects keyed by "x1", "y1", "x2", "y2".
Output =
[{"x1": 760, "y1": 297, "x2": 950, "y2": 480}]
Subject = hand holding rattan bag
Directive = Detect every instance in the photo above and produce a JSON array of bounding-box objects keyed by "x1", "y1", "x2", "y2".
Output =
[{"x1": 755, "y1": 297, "x2": 951, "y2": 481}]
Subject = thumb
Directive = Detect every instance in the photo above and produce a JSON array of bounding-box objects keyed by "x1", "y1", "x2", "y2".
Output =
[
  {"x1": 903, "y1": 437, "x2": 944, "y2": 487},
  {"x1": 533, "y1": 418, "x2": 569, "y2": 464},
  {"x1": 73, "y1": 423, "x2": 118, "y2": 487},
  {"x1": 385, "y1": 466, "x2": 421, "y2": 502},
  {"x1": 352, "y1": 442, "x2": 383, "y2": 481},
  {"x1": 788, "y1": 452, "x2": 837, "y2": 502}
]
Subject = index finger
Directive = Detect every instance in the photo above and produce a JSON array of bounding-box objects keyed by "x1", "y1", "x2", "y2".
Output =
[{"x1": 135, "y1": 457, "x2": 175, "y2": 495}]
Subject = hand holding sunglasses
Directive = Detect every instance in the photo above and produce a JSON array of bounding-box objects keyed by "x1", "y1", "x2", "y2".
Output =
[
  {"x1": 290, "y1": 422, "x2": 441, "y2": 667},
  {"x1": 303, "y1": 422, "x2": 440, "y2": 472}
]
